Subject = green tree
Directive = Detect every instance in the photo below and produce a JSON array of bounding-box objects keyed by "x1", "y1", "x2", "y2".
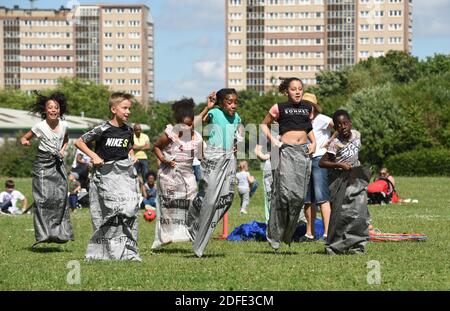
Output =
[
  {"x1": 0, "y1": 89, "x2": 34, "y2": 110},
  {"x1": 53, "y1": 77, "x2": 112, "y2": 119},
  {"x1": 379, "y1": 50, "x2": 420, "y2": 83},
  {"x1": 344, "y1": 84, "x2": 432, "y2": 167}
]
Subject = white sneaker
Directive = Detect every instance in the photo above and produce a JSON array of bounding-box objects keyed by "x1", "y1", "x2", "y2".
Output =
[{"x1": 240, "y1": 209, "x2": 248, "y2": 215}]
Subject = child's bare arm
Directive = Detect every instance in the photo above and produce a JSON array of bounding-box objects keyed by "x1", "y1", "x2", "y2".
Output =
[
  {"x1": 254, "y1": 145, "x2": 270, "y2": 161},
  {"x1": 319, "y1": 153, "x2": 351, "y2": 170},
  {"x1": 322, "y1": 131, "x2": 338, "y2": 149},
  {"x1": 75, "y1": 138, "x2": 104, "y2": 166},
  {"x1": 194, "y1": 92, "x2": 216, "y2": 127},
  {"x1": 128, "y1": 148, "x2": 138, "y2": 163},
  {"x1": 153, "y1": 133, "x2": 176, "y2": 167},
  {"x1": 60, "y1": 132, "x2": 69, "y2": 158},
  {"x1": 21, "y1": 130, "x2": 35, "y2": 146},
  {"x1": 261, "y1": 114, "x2": 282, "y2": 147},
  {"x1": 307, "y1": 130, "x2": 316, "y2": 155}
]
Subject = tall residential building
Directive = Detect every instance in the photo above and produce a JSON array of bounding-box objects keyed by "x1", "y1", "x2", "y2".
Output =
[
  {"x1": 0, "y1": 4, "x2": 154, "y2": 104},
  {"x1": 226, "y1": 0, "x2": 412, "y2": 92}
]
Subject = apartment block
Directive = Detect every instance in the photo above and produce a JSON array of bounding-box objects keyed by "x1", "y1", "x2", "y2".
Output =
[
  {"x1": 226, "y1": 0, "x2": 412, "y2": 92},
  {"x1": 0, "y1": 4, "x2": 154, "y2": 104}
]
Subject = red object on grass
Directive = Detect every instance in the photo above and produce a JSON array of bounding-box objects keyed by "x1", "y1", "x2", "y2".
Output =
[{"x1": 143, "y1": 209, "x2": 156, "y2": 222}]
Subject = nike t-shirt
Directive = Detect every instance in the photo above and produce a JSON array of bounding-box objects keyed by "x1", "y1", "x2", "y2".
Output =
[{"x1": 81, "y1": 121, "x2": 134, "y2": 162}]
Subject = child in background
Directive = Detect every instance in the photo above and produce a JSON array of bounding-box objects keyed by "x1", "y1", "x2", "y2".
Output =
[
  {"x1": 20, "y1": 91, "x2": 73, "y2": 246},
  {"x1": 141, "y1": 171, "x2": 157, "y2": 209},
  {"x1": 68, "y1": 173, "x2": 81, "y2": 211},
  {"x1": 319, "y1": 109, "x2": 371, "y2": 255},
  {"x1": 75, "y1": 92, "x2": 141, "y2": 261},
  {"x1": 236, "y1": 160, "x2": 254, "y2": 215},
  {"x1": 0, "y1": 180, "x2": 28, "y2": 215}
]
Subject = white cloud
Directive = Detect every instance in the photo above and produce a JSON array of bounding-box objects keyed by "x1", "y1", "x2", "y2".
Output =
[
  {"x1": 157, "y1": 0, "x2": 224, "y2": 30},
  {"x1": 414, "y1": 0, "x2": 450, "y2": 36},
  {"x1": 194, "y1": 60, "x2": 225, "y2": 79},
  {"x1": 156, "y1": 56, "x2": 225, "y2": 103}
]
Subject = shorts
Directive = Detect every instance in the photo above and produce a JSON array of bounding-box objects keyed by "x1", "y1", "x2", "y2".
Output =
[{"x1": 305, "y1": 156, "x2": 330, "y2": 204}]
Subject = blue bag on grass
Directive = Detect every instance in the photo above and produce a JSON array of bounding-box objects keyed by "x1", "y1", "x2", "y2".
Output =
[{"x1": 227, "y1": 219, "x2": 324, "y2": 241}]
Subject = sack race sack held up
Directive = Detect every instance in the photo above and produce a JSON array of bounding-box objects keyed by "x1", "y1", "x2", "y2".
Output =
[
  {"x1": 187, "y1": 146, "x2": 236, "y2": 257},
  {"x1": 266, "y1": 144, "x2": 311, "y2": 250},
  {"x1": 32, "y1": 151, "x2": 74, "y2": 246},
  {"x1": 326, "y1": 166, "x2": 371, "y2": 255},
  {"x1": 262, "y1": 159, "x2": 273, "y2": 224},
  {"x1": 152, "y1": 162, "x2": 197, "y2": 249},
  {"x1": 151, "y1": 125, "x2": 202, "y2": 250},
  {"x1": 86, "y1": 158, "x2": 142, "y2": 261}
]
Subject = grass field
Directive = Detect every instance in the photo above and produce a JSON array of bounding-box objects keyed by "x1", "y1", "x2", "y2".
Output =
[{"x1": 1, "y1": 174, "x2": 449, "y2": 291}]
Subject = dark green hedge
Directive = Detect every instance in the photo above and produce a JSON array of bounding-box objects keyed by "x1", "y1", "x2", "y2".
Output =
[
  {"x1": 0, "y1": 136, "x2": 38, "y2": 178},
  {"x1": 385, "y1": 148, "x2": 450, "y2": 176}
]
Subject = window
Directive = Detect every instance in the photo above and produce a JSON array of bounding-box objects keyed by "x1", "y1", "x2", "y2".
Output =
[
  {"x1": 360, "y1": 11, "x2": 369, "y2": 18},
  {"x1": 374, "y1": 37, "x2": 385, "y2": 44},
  {"x1": 389, "y1": 10, "x2": 402, "y2": 17},
  {"x1": 359, "y1": 51, "x2": 369, "y2": 58},
  {"x1": 360, "y1": 24, "x2": 370, "y2": 31},
  {"x1": 389, "y1": 37, "x2": 402, "y2": 44},
  {"x1": 389, "y1": 23, "x2": 402, "y2": 30},
  {"x1": 360, "y1": 37, "x2": 370, "y2": 44},
  {"x1": 229, "y1": 0, "x2": 242, "y2": 5}
]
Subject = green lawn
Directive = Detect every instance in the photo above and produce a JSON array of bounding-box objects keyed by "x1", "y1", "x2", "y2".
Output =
[{"x1": 1, "y1": 174, "x2": 449, "y2": 290}]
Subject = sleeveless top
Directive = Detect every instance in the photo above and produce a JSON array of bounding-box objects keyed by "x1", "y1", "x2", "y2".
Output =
[{"x1": 269, "y1": 101, "x2": 312, "y2": 136}]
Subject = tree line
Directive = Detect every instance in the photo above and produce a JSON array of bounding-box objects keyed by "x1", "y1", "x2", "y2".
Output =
[{"x1": 1, "y1": 51, "x2": 449, "y2": 176}]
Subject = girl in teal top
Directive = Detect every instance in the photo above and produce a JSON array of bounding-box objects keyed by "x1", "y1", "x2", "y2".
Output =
[
  {"x1": 199, "y1": 89, "x2": 242, "y2": 150},
  {"x1": 187, "y1": 88, "x2": 243, "y2": 257}
]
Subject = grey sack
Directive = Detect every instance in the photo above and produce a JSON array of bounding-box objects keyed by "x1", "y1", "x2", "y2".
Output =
[
  {"x1": 187, "y1": 146, "x2": 236, "y2": 257},
  {"x1": 86, "y1": 158, "x2": 142, "y2": 261},
  {"x1": 266, "y1": 144, "x2": 311, "y2": 250},
  {"x1": 32, "y1": 151, "x2": 74, "y2": 246},
  {"x1": 325, "y1": 166, "x2": 371, "y2": 255}
]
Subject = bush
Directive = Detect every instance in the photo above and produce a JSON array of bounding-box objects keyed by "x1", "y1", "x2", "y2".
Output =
[
  {"x1": 0, "y1": 134, "x2": 38, "y2": 178},
  {"x1": 384, "y1": 148, "x2": 450, "y2": 176}
]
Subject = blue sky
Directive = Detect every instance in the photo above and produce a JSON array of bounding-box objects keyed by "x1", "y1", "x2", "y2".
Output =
[{"x1": 4, "y1": 0, "x2": 450, "y2": 103}]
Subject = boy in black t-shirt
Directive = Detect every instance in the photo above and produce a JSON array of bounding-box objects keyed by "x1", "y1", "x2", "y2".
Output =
[{"x1": 75, "y1": 92, "x2": 142, "y2": 261}]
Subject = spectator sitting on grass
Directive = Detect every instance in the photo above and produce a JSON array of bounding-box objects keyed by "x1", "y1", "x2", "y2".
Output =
[
  {"x1": 141, "y1": 171, "x2": 157, "y2": 209},
  {"x1": 68, "y1": 173, "x2": 81, "y2": 211},
  {"x1": 0, "y1": 180, "x2": 28, "y2": 215}
]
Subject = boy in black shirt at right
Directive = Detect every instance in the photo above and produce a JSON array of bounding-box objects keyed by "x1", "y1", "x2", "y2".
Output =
[{"x1": 75, "y1": 92, "x2": 142, "y2": 261}]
